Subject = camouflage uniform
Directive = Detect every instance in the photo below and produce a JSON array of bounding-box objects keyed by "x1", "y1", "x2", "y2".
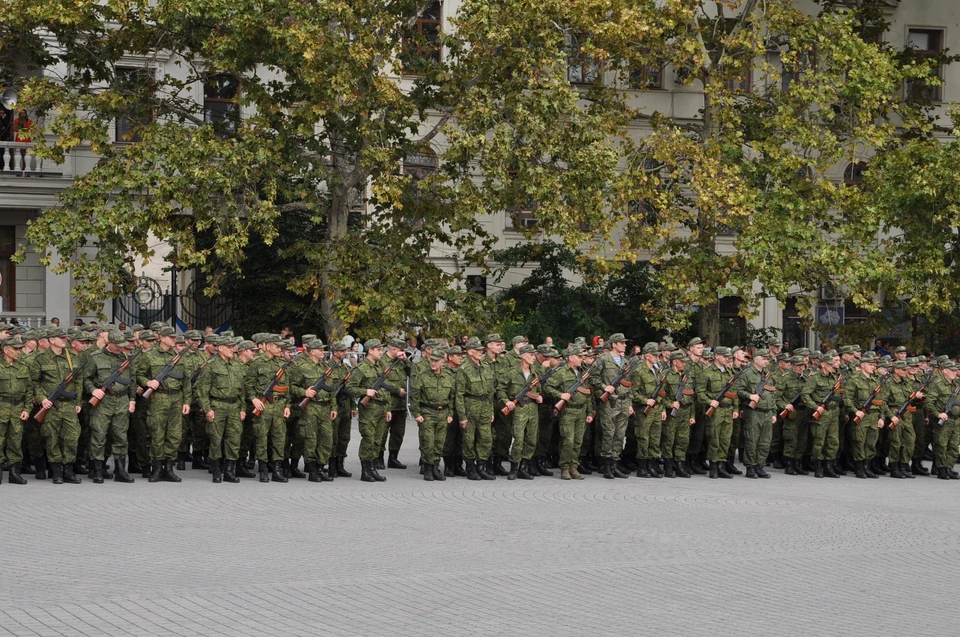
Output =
[
  {"x1": 454, "y1": 348, "x2": 496, "y2": 465},
  {"x1": 34, "y1": 344, "x2": 83, "y2": 479},
  {"x1": 0, "y1": 342, "x2": 31, "y2": 482},
  {"x1": 287, "y1": 348, "x2": 336, "y2": 479},
  {"x1": 410, "y1": 356, "x2": 454, "y2": 472}
]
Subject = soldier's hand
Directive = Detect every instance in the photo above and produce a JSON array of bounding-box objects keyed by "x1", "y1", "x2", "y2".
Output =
[
  {"x1": 252, "y1": 398, "x2": 265, "y2": 412},
  {"x1": 330, "y1": 410, "x2": 337, "y2": 420},
  {"x1": 206, "y1": 410, "x2": 216, "y2": 422},
  {"x1": 586, "y1": 415, "x2": 593, "y2": 423},
  {"x1": 490, "y1": 415, "x2": 494, "y2": 423},
  {"x1": 283, "y1": 407, "x2": 291, "y2": 418},
  {"x1": 92, "y1": 388, "x2": 105, "y2": 401},
  {"x1": 75, "y1": 405, "x2": 82, "y2": 414},
  {"x1": 661, "y1": 411, "x2": 666, "y2": 422},
  {"x1": 784, "y1": 404, "x2": 795, "y2": 413},
  {"x1": 877, "y1": 418, "x2": 884, "y2": 428},
  {"x1": 386, "y1": 411, "x2": 392, "y2": 422},
  {"x1": 446, "y1": 416, "x2": 453, "y2": 424},
  {"x1": 399, "y1": 388, "x2": 407, "y2": 398},
  {"x1": 561, "y1": 393, "x2": 572, "y2": 402},
  {"x1": 815, "y1": 406, "x2": 825, "y2": 417},
  {"x1": 916, "y1": 391, "x2": 925, "y2": 400},
  {"x1": 416, "y1": 416, "x2": 425, "y2": 423},
  {"x1": 305, "y1": 388, "x2": 317, "y2": 398},
  {"x1": 733, "y1": 411, "x2": 739, "y2": 419},
  {"x1": 460, "y1": 419, "x2": 468, "y2": 429},
  {"x1": 604, "y1": 385, "x2": 615, "y2": 395},
  {"x1": 505, "y1": 400, "x2": 516, "y2": 412},
  {"x1": 365, "y1": 388, "x2": 377, "y2": 398},
  {"x1": 629, "y1": 405, "x2": 635, "y2": 416},
  {"x1": 672, "y1": 401, "x2": 680, "y2": 410},
  {"x1": 41, "y1": 399, "x2": 53, "y2": 410},
  {"x1": 689, "y1": 418, "x2": 695, "y2": 425},
  {"x1": 646, "y1": 398, "x2": 656, "y2": 408},
  {"x1": 855, "y1": 410, "x2": 865, "y2": 421},
  {"x1": 147, "y1": 379, "x2": 160, "y2": 391},
  {"x1": 892, "y1": 415, "x2": 901, "y2": 425},
  {"x1": 749, "y1": 394, "x2": 760, "y2": 404},
  {"x1": 534, "y1": 394, "x2": 543, "y2": 404},
  {"x1": 710, "y1": 400, "x2": 720, "y2": 409},
  {"x1": 351, "y1": 409, "x2": 357, "y2": 417},
  {"x1": 127, "y1": 401, "x2": 135, "y2": 414},
  {"x1": 939, "y1": 412, "x2": 948, "y2": 422},
  {"x1": 182, "y1": 404, "x2": 190, "y2": 415},
  {"x1": 19, "y1": 410, "x2": 28, "y2": 421},
  {"x1": 240, "y1": 411, "x2": 246, "y2": 421},
  {"x1": 771, "y1": 415, "x2": 776, "y2": 424}
]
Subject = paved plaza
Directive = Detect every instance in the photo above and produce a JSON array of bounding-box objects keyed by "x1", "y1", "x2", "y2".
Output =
[{"x1": 2, "y1": 421, "x2": 960, "y2": 636}]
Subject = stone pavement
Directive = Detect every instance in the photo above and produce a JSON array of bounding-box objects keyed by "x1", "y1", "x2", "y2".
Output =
[{"x1": 2, "y1": 422, "x2": 960, "y2": 636}]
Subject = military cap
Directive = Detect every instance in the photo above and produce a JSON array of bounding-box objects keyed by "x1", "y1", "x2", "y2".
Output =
[
  {"x1": 574, "y1": 337, "x2": 587, "y2": 345},
  {"x1": 429, "y1": 351, "x2": 446, "y2": 361},
  {"x1": 139, "y1": 331, "x2": 157, "y2": 342},
  {"x1": 941, "y1": 361, "x2": 957, "y2": 370},
  {"x1": 714, "y1": 346, "x2": 732, "y2": 357},
  {"x1": 464, "y1": 337, "x2": 483, "y2": 351},
  {"x1": 753, "y1": 348, "x2": 771, "y2": 358},
  {"x1": 642, "y1": 342, "x2": 660, "y2": 355},
  {"x1": 78, "y1": 332, "x2": 99, "y2": 343},
  {"x1": 219, "y1": 331, "x2": 235, "y2": 338},
  {"x1": 148, "y1": 321, "x2": 166, "y2": 331},
  {"x1": 260, "y1": 333, "x2": 283, "y2": 344},
  {"x1": 446, "y1": 345, "x2": 464, "y2": 356},
  {"x1": 892, "y1": 360, "x2": 908, "y2": 369},
  {"x1": 838, "y1": 345, "x2": 854, "y2": 354},
  {"x1": 250, "y1": 333, "x2": 263, "y2": 343},
  {"x1": 0, "y1": 323, "x2": 13, "y2": 331},
  {"x1": 536, "y1": 344, "x2": 553, "y2": 355},
  {"x1": 305, "y1": 339, "x2": 326, "y2": 350},
  {"x1": 22, "y1": 329, "x2": 38, "y2": 341},
  {"x1": 859, "y1": 351, "x2": 879, "y2": 363},
  {"x1": 67, "y1": 326, "x2": 81, "y2": 336},
  {"x1": 792, "y1": 348, "x2": 809, "y2": 357},
  {"x1": 544, "y1": 347, "x2": 561, "y2": 358},
  {"x1": 562, "y1": 345, "x2": 583, "y2": 357},
  {"x1": 485, "y1": 333, "x2": 505, "y2": 343},
  {"x1": 777, "y1": 353, "x2": 790, "y2": 362},
  {"x1": 237, "y1": 340, "x2": 257, "y2": 352},
  {"x1": 687, "y1": 337, "x2": 703, "y2": 348},
  {"x1": 937, "y1": 355, "x2": 950, "y2": 363},
  {"x1": 589, "y1": 346, "x2": 605, "y2": 356},
  {"x1": 789, "y1": 355, "x2": 805, "y2": 365},
  {"x1": 702, "y1": 351, "x2": 715, "y2": 361},
  {"x1": 905, "y1": 356, "x2": 919, "y2": 366},
  {"x1": 608, "y1": 333, "x2": 626, "y2": 343},
  {"x1": 280, "y1": 341, "x2": 295, "y2": 351},
  {"x1": 766, "y1": 337, "x2": 782, "y2": 346},
  {"x1": 877, "y1": 359, "x2": 891, "y2": 369},
  {"x1": 894, "y1": 346, "x2": 907, "y2": 353},
  {"x1": 82, "y1": 324, "x2": 99, "y2": 333},
  {"x1": 184, "y1": 329, "x2": 203, "y2": 340},
  {"x1": 511, "y1": 335, "x2": 529, "y2": 346},
  {"x1": 917, "y1": 355, "x2": 928, "y2": 363},
  {"x1": 388, "y1": 338, "x2": 406, "y2": 349},
  {"x1": 364, "y1": 338, "x2": 384, "y2": 350},
  {"x1": 130, "y1": 323, "x2": 144, "y2": 331},
  {"x1": 669, "y1": 351, "x2": 688, "y2": 362},
  {"x1": 851, "y1": 344, "x2": 862, "y2": 352},
  {"x1": 46, "y1": 327, "x2": 67, "y2": 338},
  {"x1": 330, "y1": 341, "x2": 349, "y2": 352},
  {"x1": 879, "y1": 355, "x2": 892, "y2": 363},
  {"x1": 660, "y1": 343, "x2": 678, "y2": 352},
  {"x1": 423, "y1": 338, "x2": 443, "y2": 349},
  {"x1": 301, "y1": 334, "x2": 317, "y2": 344},
  {"x1": 518, "y1": 344, "x2": 536, "y2": 355},
  {"x1": 1, "y1": 337, "x2": 24, "y2": 349},
  {"x1": 809, "y1": 351, "x2": 822, "y2": 361},
  {"x1": 10, "y1": 326, "x2": 26, "y2": 336},
  {"x1": 175, "y1": 334, "x2": 185, "y2": 344},
  {"x1": 206, "y1": 335, "x2": 223, "y2": 346},
  {"x1": 156, "y1": 326, "x2": 176, "y2": 337},
  {"x1": 822, "y1": 349, "x2": 837, "y2": 358},
  {"x1": 731, "y1": 345, "x2": 742, "y2": 354}
]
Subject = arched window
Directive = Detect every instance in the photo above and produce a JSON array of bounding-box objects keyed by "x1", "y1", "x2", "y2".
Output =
[
  {"x1": 402, "y1": 148, "x2": 438, "y2": 180},
  {"x1": 843, "y1": 161, "x2": 866, "y2": 187}
]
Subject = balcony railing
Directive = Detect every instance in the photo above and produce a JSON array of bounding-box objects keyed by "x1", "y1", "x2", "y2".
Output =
[{"x1": 0, "y1": 141, "x2": 62, "y2": 176}]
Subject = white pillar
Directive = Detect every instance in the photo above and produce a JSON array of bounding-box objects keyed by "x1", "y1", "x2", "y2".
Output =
[{"x1": 43, "y1": 249, "x2": 72, "y2": 324}]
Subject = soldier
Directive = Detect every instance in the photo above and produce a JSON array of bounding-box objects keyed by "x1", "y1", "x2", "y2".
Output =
[
  {"x1": 0, "y1": 337, "x2": 31, "y2": 484},
  {"x1": 659, "y1": 351, "x2": 694, "y2": 478},
  {"x1": 590, "y1": 333, "x2": 633, "y2": 479},
  {"x1": 245, "y1": 333, "x2": 291, "y2": 483},
  {"x1": 136, "y1": 326, "x2": 191, "y2": 483},
  {"x1": 454, "y1": 337, "x2": 497, "y2": 481},
  {"x1": 410, "y1": 348, "x2": 454, "y2": 481},
  {"x1": 877, "y1": 359, "x2": 916, "y2": 479},
  {"x1": 177, "y1": 329, "x2": 210, "y2": 472},
  {"x1": 777, "y1": 355, "x2": 810, "y2": 476},
  {"x1": 630, "y1": 342, "x2": 663, "y2": 479},
  {"x1": 196, "y1": 335, "x2": 248, "y2": 483},
  {"x1": 576, "y1": 346, "x2": 601, "y2": 475},
  {"x1": 129, "y1": 330, "x2": 157, "y2": 477},
  {"x1": 802, "y1": 349, "x2": 842, "y2": 478},
  {"x1": 546, "y1": 345, "x2": 592, "y2": 481},
  {"x1": 497, "y1": 343, "x2": 541, "y2": 480},
  {"x1": 925, "y1": 361, "x2": 960, "y2": 480},
  {"x1": 83, "y1": 330, "x2": 137, "y2": 484},
  {"x1": 483, "y1": 334, "x2": 510, "y2": 476},
  {"x1": 34, "y1": 327, "x2": 84, "y2": 485},
  {"x1": 347, "y1": 339, "x2": 395, "y2": 483},
  {"x1": 699, "y1": 346, "x2": 738, "y2": 479},
  {"x1": 685, "y1": 337, "x2": 708, "y2": 476},
  {"x1": 379, "y1": 339, "x2": 410, "y2": 470},
  {"x1": 843, "y1": 351, "x2": 885, "y2": 479},
  {"x1": 737, "y1": 348, "x2": 778, "y2": 479},
  {"x1": 327, "y1": 341, "x2": 355, "y2": 478},
  {"x1": 18, "y1": 330, "x2": 46, "y2": 479},
  {"x1": 287, "y1": 339, "x2": 336, "y2": 483},
  {"x1": 767, "y1": 353, "x2": 792, "y2": 469}
]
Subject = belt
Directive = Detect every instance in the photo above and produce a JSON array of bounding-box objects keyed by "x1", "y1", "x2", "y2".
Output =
[
  {"x1": 564, "y1": 402, "x2": 587, "y2": 410},
  {"x1": 464, "y1": 393, "x2": 488, "y2": 400},
  {"x1": 420, "y1": 403, "x2": 447, "y2": 412},
  {"x1": 0, "y1": 395, "x2": 20, "y2": 404},
  {"x1": 154, "y1": 388, "x2": 181, "y2": 395},
  {"x1": 211, "y1": 396, "x2": 240, "y2": 404}
]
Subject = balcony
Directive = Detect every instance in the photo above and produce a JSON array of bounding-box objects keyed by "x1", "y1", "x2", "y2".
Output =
[{"x1": 0, "y1": 142, "x2": 63, "y2": 177}]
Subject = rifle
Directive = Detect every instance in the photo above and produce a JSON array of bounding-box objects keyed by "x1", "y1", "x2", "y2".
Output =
[
  {"x1": 553, "y1": 361, "x2": 600, "y2": 416},
  {"x1": 599, "y1": 357, "x2": 638, "y2": 403},
  {"x1": 89, "y1": 348, "x2": 143, "y2": 407},
  {"x1": 852, "y1": 374, "x2": 891, "y2": 424},
  {"x1": 299, "y1": 360, "x2": 342, "y2": 410},
  {"x1": 501, "y1": 367, "x2": 546, "y2": 416},
  {"x1": 359, "y1": 355, "x2": 405, "y2": 407},
  {"x1": 936, "y1": 382, "x2": 960, "y2": 427},
  {"x1": 778, "y1": 370, "x2": 810, "y2": 420},
  {"x1": 668, "y1": 372, "x2": 691, "y2": 418},
  {"x1": 141, "y1": 346, "x2": 195, "y2": 401},
  {"x1": 746, "y1": 370, "x2": 775, "y2": 409},
  {"x1": 252, "y1": 352, "x2": 301, "y2": 417},
  {"x1": 891, "y1": 371, "x2": 936, "y2": 428},
  {"x1": 644, "y1": 367, "x2": 669, "y2": 416},
  {"x1": 35, "y1": 364, "x2": 85, "y2": 423},
  {"x1": 705, "y1": 366, "x2": 748, "y2": 417},
  {"x1": 811, "y1": 373, "x2": 845, "y2": 421},
  {"x1": 190, "y1": 352, "x2": 217, "y2": 383}
]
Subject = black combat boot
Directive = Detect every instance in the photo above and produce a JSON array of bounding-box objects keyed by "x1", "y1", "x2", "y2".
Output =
[
  {"x1": 280, "y1": 458, "x2": 291, "y2": 478},
  {"x1": 772, "y1": 454, "x2": 785, "y2": 470},
  {"x1": 386, "y1": 451, "x2": 405, "y2": 469},
  {"x1": 423, "y1": 459, "x2": 435, "y2": 481},
  {"x1": 602, "y1": 458, "x2": 615, "y2": 479},
  {"x1": 674, "y1": 461, "x2": 691, "y2": 478},
  {"x1": 360, "y1": 461, "x2": 376, "y2": 482},
  {"x1": 20, "y1": 456, "x2": 34, "y2": 475},
  {"x1": 465, "y1": 459, "x2": 481, "y2": 481},
  {"x1": 212, "y1": 459, "x2": 223, "y2": 483},
  {"x1": 507, "y1": 462, "x2": 519, "y2": 481},
  {"x1": 176, "y1": 451, "x2": 187, "y2": 471},
  {"x1": 537, "y1": 457, "x2": 554, "y2": 477},
  {"x1": 336, "y1": 457, "x2": 352, "y2": 478},
  {"x1": 222, "y1": 460, "x2": 239, "y2": 483},
  {"x1": 452, "y1": 457, "x2": 467, "y2": 477},
  {"x1": 73, "y1": 459, "x2": 88, "y2": 475},
  {"x1": 612, "y1": 460, "x2": 629, "y2": 479},
  {"x1": 443, "y1": 456, "x2": 456, "y2": 478},
  {"x1": 492, "y1": 454, "x2": 509, "y2": 476},
  {"x1": 258, "y1": 460, "x2": 270, "y2": 483},
  {"x1": 289, "y1": 458, "x2": 306, "y2": 479},
  {"x1": 476, "y1": 458, "x2": 495, "y2": 481},
  {"x1": 756, "y1": 465, "x2": 770, "y2": 479},
  {"x1": 716, "y1": 461, "x2": 732, "y2": 479},
  {"x1": 192, "y1": 450, "x2": 209, "y2": 470},
  {"x1": 148, "y1": 459, "x2": 163, "y2": 482},
  {"x1": 784, "y1": 458, "x2": 797, "y2": 475},
  {"x1": 937, "y1": 467, "x2": 949, "y2": 480},
  {"x1": 52, "y1": 462, "x2": 64, "y2": 485},
  {"x1": 649, "y1": 459, "x2": 662, "y2": 478},
  {"x1": 663, "y1": 459, "x2": 676, "y2": 478},
  {"x1": 901, "y1": 462, "x2": 915, "y2": 479},
  {"x1": 689, "y1": 460, "x2": 706, "y2": 476},
  {"x1": 114, "y1": 456, "x2": 134, "y2": 483},
  {"x1": 370, "y1": 460, "x2": 387, "y2": 482},
  {"x1": 432, "y1": 460, "x2": 444, "y2": 481},
  {"x1": 8, "y1": 462, "x2": 26, "y2": 485},
  {"x1": 164, "y1": 459, "x2": 182, "y2": 482},
  {"x1": 128, "y1": 454, "x2": 141, "y2": 473},
  {"x1": 911, "y1": 460, "x2": 929, "y2": 476},
  {"x1": 813, "y1": 460, "x2": 823, "y2": 478},
  {"x1": 823, "y1": 460, "x2": 839, "y2": 478},
  {"x1": 318, "y1": 462, "x2": 334, "y2": 482},
  {"x1": 62, "y1": 463, "x2": 82, "y2": 484},
  {"x1": 142, "y1": 457, "x2": 153, "y2": 479},
  {"x1": 854, "y1": 460, "x2": 867, "y2": 479},
  {"x1": 91, "y1": 459, "x2": 104, "y2": 484},
  {"x1": 862, "y1": 461, "x2": 877, "y2": 479},
  {"x1": 888, "y1": 463, "x2": 905, "y2": 479},
  {"x1": 725, "y1": 460, "x2": 742, "y2": 475},
  {"x1": 235, "y1": 458, "x2": 255, "y2": 478},
  {"x1": 270, "y1": 461, "x2": 288, "y2": 483},
  {"x1": 636, "y1": 459, "x2": 650, "y2": 478},
  {"x1": 745, "y1": 465, "x2": 757, "y2": 479},
  {"x1": 708, "y1": 461, "x2": 718, "y2": 479},
  {"x1": 375, "y1": 454, "x2": 386, "y2": 471}
]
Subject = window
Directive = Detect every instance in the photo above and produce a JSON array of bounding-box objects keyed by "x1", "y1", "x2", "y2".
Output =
[
  {"x1": 781, "y1": 50, "x2": 816, "y2": 93},
  {"x1": 401, "y1": 2, "x2": 442, "y2": 73},
  {"x1": 629, "y1": 57, "x2": 664, "y2": 90},
  {"x1": 843, "y1": 161, "x2": 866, "y2": 187},
  {"x1": 0, "y1": 226, "x2": 16, "y2": 311},
  {"x1": 204, "y1": 74, "x2": 240, "y2": 136},
  {"x1": 115, "y1": 67, "x2": 154, "y2": 143},
  {"x1": 719, "y1": 296, "x2": 746, "y2": 344},
  {"x1": 466, "y1": 275, "x2": 487, "y2": 296},
  {"x1": 402, "y1": 148, "x2": 438, "y2": 180},
  {"x1": 782, "y1": 297, "x2": 806, "y2": 348},
  {"x1": 906, "y1": 29, "x2": 944, "y2": 101},
  {"x1": 626, "y1": 199, "x2": 658, "y2": 227},
  {"x1": 567, "y1": 35, "x2": 602, "y2": 85},
  {"x1": 725, "y1": 69, "x2": 752, "y2": 92}
]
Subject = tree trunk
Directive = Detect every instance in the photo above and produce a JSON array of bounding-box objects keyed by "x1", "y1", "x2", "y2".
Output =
[
  {"x1": 699, "y1": 300, "x2": 720, "y2": 347},
  {"x1": 698, "y1": 71, "x2": 721, "y2": 347},
  {"x1": 321, "y1": 187, "x2": 349, "y2": 342}
]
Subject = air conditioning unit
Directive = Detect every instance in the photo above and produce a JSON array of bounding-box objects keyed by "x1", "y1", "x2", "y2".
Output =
[
  {"x1": 821, "y1": 283, "x2": 838, "y2": 301},
  {"x1": 518, "y1": 216, "x2": 539, "y2": 229}
]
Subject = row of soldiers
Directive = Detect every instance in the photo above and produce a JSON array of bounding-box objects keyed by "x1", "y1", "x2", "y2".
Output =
[{"x1": 0, "y1": 323, "x2": 957, "y2": 486}]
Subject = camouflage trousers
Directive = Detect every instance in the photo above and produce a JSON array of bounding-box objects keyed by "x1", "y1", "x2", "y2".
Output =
[
  {"x1": 509, "y1": 402, "x2": 538, "y2": 464},
  {"x1": 40, "y1": 404, "x2": 80, "y2": 465},
  {"x1": 253, "y1": 402, "x2": 286, "y2": 463},
  {"x1": 558, "y1": 405, "x2": 587, "y2": 469},
  {"x1": 418, "y1": 411, "x2": 448, "y2": 465},
  {"x1": 300, "y1": 408, "x2": 333, "y2": 466},
  {"x1": 0, "y1": 405, "x2": 24, "y2": 464},
  {"x1": 705, "y1": 408, "x2": 734, "y2": 463},
  {"x1": 207, "y1": 399, "x2": 243, "y2": 461},
  {"x1": 88, "y1": 396, "x2": 130, "y2": 461},
  {"x1": 887, "y1": 418, "x2": 915, "y2": 465}
]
